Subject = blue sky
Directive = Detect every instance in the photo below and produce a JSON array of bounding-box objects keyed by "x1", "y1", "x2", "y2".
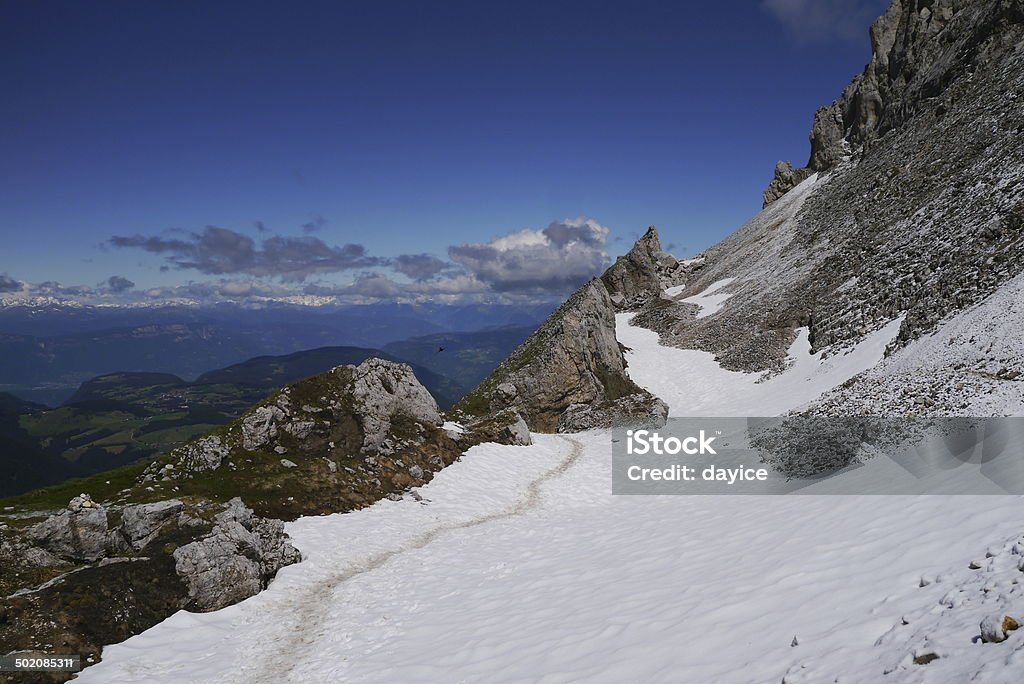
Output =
[{"x1": 0, "y1": 0, "x2": 889, "y2": 304}]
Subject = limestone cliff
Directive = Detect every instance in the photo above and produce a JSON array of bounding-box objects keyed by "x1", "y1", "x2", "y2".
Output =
[{"x1": 765, "y1": 0, "x2": 1024, "y2": 207}]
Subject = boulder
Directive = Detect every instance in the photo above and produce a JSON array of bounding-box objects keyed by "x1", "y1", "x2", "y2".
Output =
[
  {"x1": 463, "y1": 408, "x2": 534, "y2": 447},
  {"x1": 172, "y1": 498, "x2": 301, "y2": 611},
  {"x1": 24, "y1": 494, "x2": 114, "y2": 563},
  {"x1": 980, "y1": 615, "x2": 1020, "y2": 644},
  {"x1": 242, "y1": 405, "x2": 286, "y2": 451},
  {"x1": 350, "y1": 358, "x2": 442, "y2": 452},
  {"x1": 173, "y1": 435, "x2": 230, "y2": 473},
  {"x1": 557, "y1": 393, "x2": 668, "y2": 432}
]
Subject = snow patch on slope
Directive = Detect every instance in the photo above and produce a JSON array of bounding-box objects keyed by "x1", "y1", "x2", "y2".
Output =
[
  {"x1": 678, "y1": 277, "x2": 736, "y2": 318},
  {"x1": 617, "y1": 312, "x2": 903, "y2": 416}
]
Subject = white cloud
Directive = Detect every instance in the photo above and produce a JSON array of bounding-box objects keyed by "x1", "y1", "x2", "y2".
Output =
[
  {"x1": 761, "y1": 0, "x2": 889, "y2": 44},
  {"x1": 448, "y1": 217, "x2": 611, "y2": 295}
]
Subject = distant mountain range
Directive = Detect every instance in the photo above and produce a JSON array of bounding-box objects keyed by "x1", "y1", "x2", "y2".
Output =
[
  {"x1": 0, "y1": 301, "x2": 551, "y2": 406},
  {"x1": 382, "y1": 325, "x2": 536, "y2": 393},
  {"x1": 193, "y1": 346, "x2": 464, "y2": 407}
]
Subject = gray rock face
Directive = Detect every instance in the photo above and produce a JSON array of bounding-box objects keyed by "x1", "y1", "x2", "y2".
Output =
[
  {"x1": 462, "y1": 408, "x2": 534, "y2": 447},
  {"x1": 458, "y1": 277, "x2": 659, "y2": 432},
  {"x1": 601, "y1": 227, "x2": 683, "y2": 310},
  {"x1": 119, "y1": 499, "x2": 184, "y2": 550},
  {"x1": 172, "y1": 435, "x2": 230, "y2": 474},
  {"x1": 24, "y1": 495, "x2": 114, "y2": 562},
  {"x1": 557, "y1": 393, "x2": 668, "y2": 433},
  {"x1": 505, "y1": 412, "x2": 532, "y2": 445},
  {"x1": 242, "y1": 405, "x2": 286, "y2": 451},
  {"x1": 350, "y1": 358, "x2": 442, "y2": 452},
  {"x1": 763, "y1": 0, "x2": 1020, "y2": 205},
  {"x1": 808, "y1": 103, "x2": 847, "y2": 173},
  {"x1": 22, "y1": 496, "x2": 192, "y2": 562},
  {"x1": 172, "y1": 498, "x2": 301, "y2": 612},
  {"x1": 762, "y1": 161, "x2": 813, "y2": 208}
]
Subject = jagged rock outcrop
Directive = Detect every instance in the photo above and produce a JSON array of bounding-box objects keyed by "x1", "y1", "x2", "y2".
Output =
[
  {"x1": 175, "y1": 434, "x2": 230, "y2": 473},
  {"x1": 15, "y1": 495, "x2": 298, "y2": 609},
  {"x1": 1, "y1": 493, "x2": 300, "y2": 676},
  {"x1": 601, "y1": 227, "x2": 684, "y2": 309},
  {"x1": 557, "y1": 393, "x2": 668, "y2": 433},
  {"x1": 764, "y1": 0, "x2": 1024, "y2": 207},
  {"x1": 119, "y1": 499, "x2": 184, "y2": 550},
  {"x1": 172, "y1": 498, "x2": 301, "y2": 611},
  {"x1": 762, "y1": 161, "x2": 813, "y2": 208},
  {"x1": 455, "y1": 240, "x2": 668, "y2": 432},
  {"x1": 349, "y1": 358, "x2": 442, "y2": 452},
  {"x1": 458, "y1": 408, "x2": 533, "y2": 448}
]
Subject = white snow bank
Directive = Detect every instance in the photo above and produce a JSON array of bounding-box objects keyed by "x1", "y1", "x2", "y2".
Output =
[
  {"x1": 677, "y1": 277, "x2": 735, "y2": 317},
  {"x1": 616, "y1": 312, "x2": 903, "y2": 416},
  {"x1": 663, "y1": 283, "x2": 687, "y2": 297},
  {"x1": 81, "y1": 436, "x2": 576, "y2": 684}
]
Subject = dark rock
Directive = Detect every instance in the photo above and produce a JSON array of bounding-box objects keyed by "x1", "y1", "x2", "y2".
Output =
[{"x1": 461, "y1": 408, "x2": 534, "y2": 447}]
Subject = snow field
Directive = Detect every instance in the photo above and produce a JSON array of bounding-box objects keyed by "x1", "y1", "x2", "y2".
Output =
[{"x1": 81, "y1": 311, "x2": 1024, "y2": 684}]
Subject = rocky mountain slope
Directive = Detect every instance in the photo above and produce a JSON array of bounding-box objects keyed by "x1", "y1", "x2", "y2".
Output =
[
  {"x1": 453, "y1": 274, "x2": 668, "y2": 433},
  {"x1": 636, "y1": 0, "x2": 1024, "y2": 390}
]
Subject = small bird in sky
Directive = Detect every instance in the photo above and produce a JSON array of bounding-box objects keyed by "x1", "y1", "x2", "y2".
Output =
[{"x1": 437, "y1": 346, "x2": 446, "y2": 353}]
